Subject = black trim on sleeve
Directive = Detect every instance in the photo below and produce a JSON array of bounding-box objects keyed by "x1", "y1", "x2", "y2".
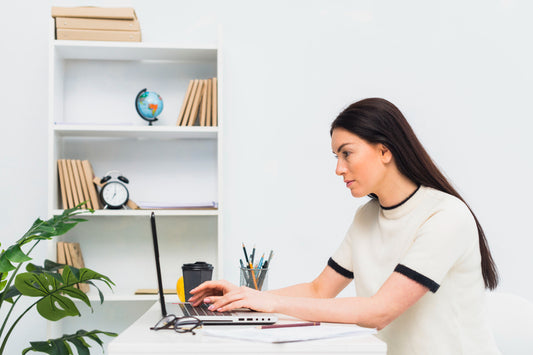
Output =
[
  {"x1": 328, "y1": 257, "x2": 354, "y2": 279},
  {"x1": 394, "y1": 264, "x2": 440, "y2": 293}
]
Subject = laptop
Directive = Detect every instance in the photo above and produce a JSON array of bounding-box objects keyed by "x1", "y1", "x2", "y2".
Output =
[{"x1": 150, "y1": 212, "x2": 278, "y2": 325}]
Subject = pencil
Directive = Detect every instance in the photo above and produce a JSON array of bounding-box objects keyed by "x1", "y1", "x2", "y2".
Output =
[
  {"x1": 259, "y1": 322, "x2": 321, "y2": 329},
  {"x1": 249, "y1": 261, "x2": 258, "y2": 290}
]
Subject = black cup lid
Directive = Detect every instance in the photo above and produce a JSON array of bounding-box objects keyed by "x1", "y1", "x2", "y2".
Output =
[{"x1": 182, "y1": 261, "x2": 213, "y2": 271}]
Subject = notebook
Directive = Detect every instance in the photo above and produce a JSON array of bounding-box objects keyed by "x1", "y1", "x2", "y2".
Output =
[{"x1": 150, "y1": 212, "x2": 277, "y2": 325}]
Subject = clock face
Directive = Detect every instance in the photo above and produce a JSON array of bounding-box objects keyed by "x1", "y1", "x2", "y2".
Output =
[{"x1": 101, "y1": 181, "x2": 129, "y2": 208}]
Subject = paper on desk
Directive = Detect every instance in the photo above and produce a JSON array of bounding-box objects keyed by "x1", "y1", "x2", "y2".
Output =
[{"x1": 202, "y1": 324, "x2": 376, "y2": 343}]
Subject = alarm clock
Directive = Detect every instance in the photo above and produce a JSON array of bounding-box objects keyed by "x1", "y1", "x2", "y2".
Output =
[{"x1": 99, "y1": 170, "x2": 130, "y2": 209}]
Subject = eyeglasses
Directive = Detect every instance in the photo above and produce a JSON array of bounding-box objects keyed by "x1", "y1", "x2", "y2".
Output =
[{"x1": 151, "y1": 314, "x2": 203, "y2": 335}]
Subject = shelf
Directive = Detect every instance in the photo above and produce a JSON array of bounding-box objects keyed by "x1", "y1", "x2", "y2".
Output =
[
  {"x1": 52, "y1": 209, "x2": 218, "y2": 217},
  {"x1": 54, "y1": 40, "x2": 217, "y2": 62},
  {"x1": 53, "y1": 124, "x2": 218, "y2": 139},
  {"x1": 75, "y1": 292, "x2": 181, "y2": 303}
]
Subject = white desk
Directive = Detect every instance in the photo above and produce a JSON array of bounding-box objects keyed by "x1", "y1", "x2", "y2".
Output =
[{"x1": 108, "y1": 302, "x2": 387, "y2": 355}]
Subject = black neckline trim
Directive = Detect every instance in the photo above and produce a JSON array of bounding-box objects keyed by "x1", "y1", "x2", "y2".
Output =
[
  {"x1": 328, "y1": 258, "x2": 354, "y2": 279},
  {"x1": 380, "y1": 185, "x2": 421, "y2": 210}
]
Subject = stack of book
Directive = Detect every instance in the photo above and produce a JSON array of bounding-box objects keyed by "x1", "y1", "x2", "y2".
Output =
[
  {"x1": 177, "y1": 78, "x2": 218, "y2": 126},
  {"x1": 51, "y1": 7, "x2": 141, "y2": 42},
  {"x1": 57, "y1": 241, "x2": 89, "y2": 293},
  {"x1": 57, "y1": 159, "x2": 100, "y2": 210}
]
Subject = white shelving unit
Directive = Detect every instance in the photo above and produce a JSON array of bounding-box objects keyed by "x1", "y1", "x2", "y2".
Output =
[{"x1": 46, "y1": 38, "x2": 223, "y2": 346}]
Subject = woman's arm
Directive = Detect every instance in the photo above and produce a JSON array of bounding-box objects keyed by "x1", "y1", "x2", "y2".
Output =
[
  {"x1": 207, "y1": 271, "x2": 428, "y2": 330},
  {"x1": 267, "y1": 266, "x2": 352, "y2": 298}
]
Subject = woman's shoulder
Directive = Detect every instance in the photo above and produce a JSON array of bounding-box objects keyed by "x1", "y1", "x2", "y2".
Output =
[{"x1": 420, "y1": 186, "x2": 475, "y2": 226}]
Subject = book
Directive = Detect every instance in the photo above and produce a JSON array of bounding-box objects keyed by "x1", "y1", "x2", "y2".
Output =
[
  {"x1": 55, "y1": 17, "x2": 140, "y2": 31},
  {"x1": 51, "y1": 7, "x2": 137, "y2": 20},
  {"x1": 57, "y1": 160, "x2": 68, "y2": 209},
  {"x1": 76, "y1": 160, "x2": 93, "y2": 210},
  {"x1": 212, "y1": 77, "x2": 218, "y2": 126},
  {"x1": 187, "y1": 80, "x2": 205, "y2": 126},
  {"x1": 177, "y1": 80, "x2": 195, "y2": 126},
  {"x1": 81, "y1": 160, "x2": 100, "y2": 210},
  {"x1": 59, "y1": 160, "x2": 74, "y2": 209},
  {"x1": 199, "y1": 80, "x2": 208, "y2": 126},
  {"x1": 206, "y1": 79, "x2": 212, "y2": 126},
  {"x1": 181, "y1": 80, "x2": 199, "y2": 126},
  {"x1": 66, "y1": 160, "x2": 80, "y2": 207},
  {"x1": 68, "y1": 243, "x2": 90, "y2": 293},
  {"x1": 70, "y1": 160, "x2": 86, "y2": 209},
  {"x1": 56, "y1": 28, "x2": 141, "y2": 42}
]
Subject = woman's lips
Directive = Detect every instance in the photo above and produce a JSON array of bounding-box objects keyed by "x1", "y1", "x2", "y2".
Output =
[{"x1": 345, "y1": 180, "x2": 354, "y2": 187}]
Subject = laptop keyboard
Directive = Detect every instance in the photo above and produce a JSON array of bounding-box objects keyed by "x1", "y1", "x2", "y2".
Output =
[{"x1": 180, "y1": 303, "x2": 236, "y2": 317}]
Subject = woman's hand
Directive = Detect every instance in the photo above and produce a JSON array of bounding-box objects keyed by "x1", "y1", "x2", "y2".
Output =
[
  {"x1": 188, "y1": 280, "x2": 238, "y2": 306},
  {"x1": 188, "y1": 280, "x2": 279, "y2": 313}
]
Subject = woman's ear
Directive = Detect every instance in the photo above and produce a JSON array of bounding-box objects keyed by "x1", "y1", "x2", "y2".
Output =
[{"x1": 379, "y1": 144, "x2": 393, "y2": 164}]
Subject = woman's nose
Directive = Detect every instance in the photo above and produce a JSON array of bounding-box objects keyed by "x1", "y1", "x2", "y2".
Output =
[{"x1": 335, "y1": 159, "x2": 346, "y2": 176}]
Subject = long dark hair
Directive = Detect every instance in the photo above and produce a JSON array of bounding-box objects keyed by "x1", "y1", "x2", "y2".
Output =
[{"x1": 330, "y1": 98, "x2": 498, "y2": 290}]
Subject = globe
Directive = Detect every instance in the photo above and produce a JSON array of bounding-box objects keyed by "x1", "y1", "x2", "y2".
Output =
[{"x1": 135, "y1": 88, "x2": 163, "y2": 125}]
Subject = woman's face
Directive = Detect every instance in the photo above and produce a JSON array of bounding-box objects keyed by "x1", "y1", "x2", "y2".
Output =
[{"x1": 331, "y1": 128, "x2": 390, "y2": 198}]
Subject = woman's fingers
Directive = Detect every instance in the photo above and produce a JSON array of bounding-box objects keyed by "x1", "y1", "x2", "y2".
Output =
[{"x1": 208, "y1": 287, "x2": 249, "y2": 311}]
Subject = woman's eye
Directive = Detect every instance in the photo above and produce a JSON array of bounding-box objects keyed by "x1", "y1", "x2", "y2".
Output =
[{"x1": 342, "y1": 151, "x2": 350, "y2": 158}]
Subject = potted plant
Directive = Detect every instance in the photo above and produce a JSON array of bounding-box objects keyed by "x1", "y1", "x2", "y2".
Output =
[{"x1": 0, "y1": 205, "x2": 117, "y2": 354}]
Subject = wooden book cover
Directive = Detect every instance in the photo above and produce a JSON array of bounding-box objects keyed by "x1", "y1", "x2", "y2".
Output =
[
  {"x1": 81, "y1": 160, "x2": 100, "y2": 209},
  {"x1": 181, "y1": 80, "x2": 199, "y2": 126},
  {"x1": 60, "y1": 160, "x2": 74, "y2": 209},
  {"x1": 70, "y1": 160, "x2": 86, "y2": 209},
  {"x1": 68, "y1": 243, "x2": 90, "y2": 293},
  {"x1": 206, "y1": 79, "x2": 212, "y2": 127},
  {"x1": 57, "y1": 29, "x2": 141, "y2": 42},
  {"x1": 63, "y1": 243, "x2": 79, "y2": 290},
  {"x1": 76, "y1": 160, "x2": 93, "y2": 210},
  {"x1": 51, "y1": 7, "x2": 137, "y2": 20},
  {"x1": 66, "y1": 160, "x2": 80, "y2": 207},
  {"x1": 176, "y1": 80, "x2": 194, "y2": 126},
  {"x1": 55, "y1": 17, "x2": 140, "y2": 31},
  {"x1": 187, "y1": 80, "x2": 205, "y2": 126},
  {"x1": 57, "y1": 160, "x2": 68, "y2": 210},
  {"x1": 199, "y1": 80, "x2": 208, "y2": 126},
  {"x1": 212, "y1": 77, "x2": 218, "y2": 126}
]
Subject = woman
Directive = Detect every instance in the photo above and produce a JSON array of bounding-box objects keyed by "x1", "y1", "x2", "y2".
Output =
[{"x1": 189, "y1": 98, "x2": 501, "y2": 355}]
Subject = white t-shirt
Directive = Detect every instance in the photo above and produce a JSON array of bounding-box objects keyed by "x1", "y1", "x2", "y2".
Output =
[{"x1": 331, "y1": 186, "x2": 501, "y2": 355}]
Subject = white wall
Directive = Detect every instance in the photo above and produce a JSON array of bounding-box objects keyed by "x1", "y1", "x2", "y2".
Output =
[{"x1": 1, "y1": 0, "x2": 532, "y2": 353}]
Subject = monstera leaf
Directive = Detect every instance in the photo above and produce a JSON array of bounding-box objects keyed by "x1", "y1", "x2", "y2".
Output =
[
  {"x1": 15, "y1": 264, "x2": 114, "y2": 321},
  {"x1": 22, "y1": 329, "x2": 117, "y2": 355}
]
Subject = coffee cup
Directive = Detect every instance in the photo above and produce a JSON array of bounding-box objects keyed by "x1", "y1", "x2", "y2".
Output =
[{"x1": 181, "y1": 261, "x2": 213, "y2": 301}]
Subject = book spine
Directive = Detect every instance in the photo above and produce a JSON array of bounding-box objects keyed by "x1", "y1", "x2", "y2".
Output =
[
  {"x1": 177, "y1": 80, "x2": 194, "y2": 126},
  {"x1": 66, "y1": 160, "x2": 80, "y2": 207},
  {"x1": 57, "y1": 160, "x2": 68, "y2": 209},
  {"x1": 212, "y1": 77, "x2": 218, "y2": 126},
  {"x1": 181, "y1": 80, "x2": 199, "y2": 126},
  {"x1": 76, "y1": 160, "x2": 93, "y2": 210},
  {"x1": 81, "y1": 160, "x2": 101, "y2": 209},
  {"x1": 70, "y1": 160, "x2": 86, "y2": 209},
  {"x1": 55, "y1": 17, "x2": 140, "y2": 31},
  {"x1": 56, "y1": 29, "x2": 141, "y2": 42},
  {"x1": 188, "y1": 80, "x2": 205, "y2": 126},
  {"x1": 51, "y1": 7, "x2": 137, "y2": 20}
]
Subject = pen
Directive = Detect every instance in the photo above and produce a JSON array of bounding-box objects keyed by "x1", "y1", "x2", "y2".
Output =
[
  {"x1": 251, "y1": 245, "x2": 256, "y2": 266},
  {"x1": 259, "y1": 322, "x2": 321, "y2": 329},
  {"x1": 242, "y1": 243, "x2": 250, "y2": 265},
  {"x1": 249, "y1": 260, "x2": 258, "y2": 290}
]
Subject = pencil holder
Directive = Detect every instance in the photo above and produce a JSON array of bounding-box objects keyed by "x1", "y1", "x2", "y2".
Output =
[{"x1": 240, "y1": 267, "x2": 268, "y2": 291}]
